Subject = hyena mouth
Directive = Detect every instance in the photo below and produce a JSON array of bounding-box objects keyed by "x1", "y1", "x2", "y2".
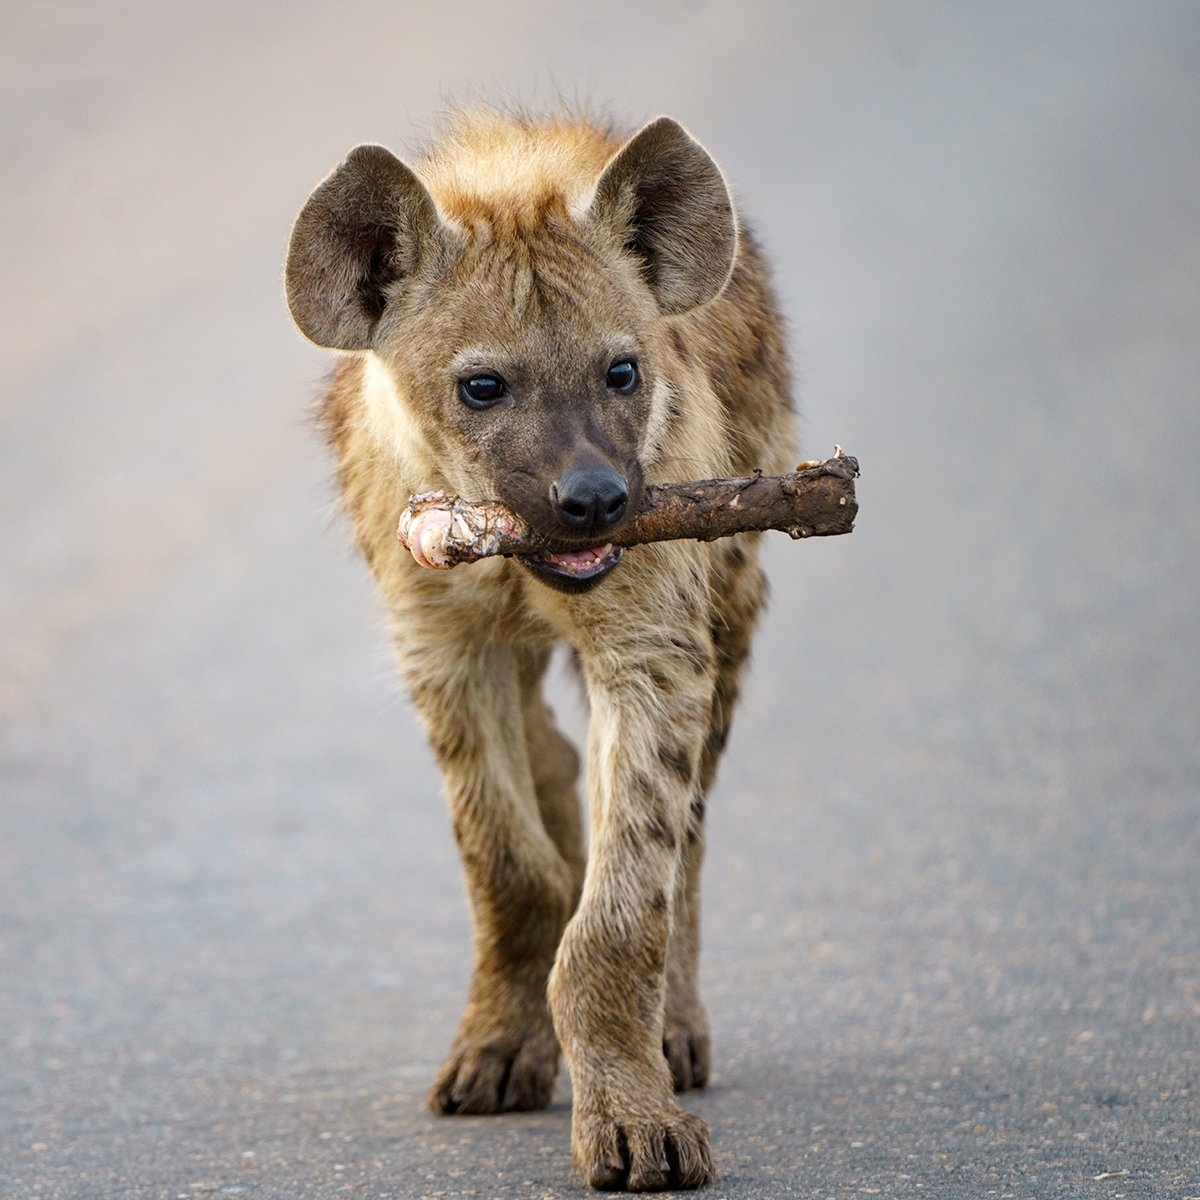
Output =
[{"x1": 520, "y1": 544, "x2": 623, "y2": 594}]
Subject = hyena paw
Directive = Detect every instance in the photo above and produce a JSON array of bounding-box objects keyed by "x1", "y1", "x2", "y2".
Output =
[
  {"x1": 663, "y1": 1022, "x2": 711, "y2": 1092},
  {"x1": 429, "y1": 1026, "x2": 559, "y2": 1115},
  {"x1": 574, "y1": 1106, "x2": 714, "y2": 1191}
]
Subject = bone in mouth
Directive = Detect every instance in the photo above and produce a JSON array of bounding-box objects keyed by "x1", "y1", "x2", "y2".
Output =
[{"x1": 397, "y1": 450, "x2": 859, "y2": 570}]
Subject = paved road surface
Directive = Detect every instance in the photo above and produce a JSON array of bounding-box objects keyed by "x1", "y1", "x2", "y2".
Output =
[{"x1": 2, "y1": 3, "x2": 1197, "y2": 1197}]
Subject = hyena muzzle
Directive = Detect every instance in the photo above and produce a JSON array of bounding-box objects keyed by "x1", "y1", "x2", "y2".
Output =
[{"x1": 285, "y1": 108, "x2": 795, "y2": 1192}]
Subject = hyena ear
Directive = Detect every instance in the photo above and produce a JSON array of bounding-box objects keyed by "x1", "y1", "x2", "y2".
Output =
[
  {"x1": 286, "y1": 144, "x2": 442, "y2": 350},
  {"x1": 588, "y1": 117, "x2": 737, "y2": 315}
]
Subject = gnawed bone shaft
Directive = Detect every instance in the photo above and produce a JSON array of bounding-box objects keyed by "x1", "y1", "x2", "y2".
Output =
[{"x1": 397, "y1": 452, "x2": 859, "y2": 570}]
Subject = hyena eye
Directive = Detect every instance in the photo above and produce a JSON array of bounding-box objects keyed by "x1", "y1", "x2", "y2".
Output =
[
  {"x1": 458, "y1": 373, "x2": 508, "y2": 409},
  {"x1": 605, "y1": 358, "x2": 639, "y2": 394}
]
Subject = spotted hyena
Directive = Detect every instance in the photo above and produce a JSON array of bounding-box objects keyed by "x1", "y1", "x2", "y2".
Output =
[{"x1": 285, "y1": 108, "x2": 795, "y2": 1191}]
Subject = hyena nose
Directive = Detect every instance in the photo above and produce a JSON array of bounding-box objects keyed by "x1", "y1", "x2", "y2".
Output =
[{"x1": 550, "y1": 466, "x2": 629, "y2": 534}]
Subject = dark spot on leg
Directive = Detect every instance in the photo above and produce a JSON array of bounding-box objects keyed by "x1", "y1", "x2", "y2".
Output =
[
  {"x1": 703, "y1": 723, "x2": 729, "y2": 763},
  {"x1": 646, "y1": 815, "x2": 677, "y2": 850},
  {"x1": 668, "y1": 635, "x2": 712, "y2": 676},
  {"x1": 658, "y1": 744, "x2": 693, "y2": 784}
]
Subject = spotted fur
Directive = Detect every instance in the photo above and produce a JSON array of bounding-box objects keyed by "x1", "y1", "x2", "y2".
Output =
[{"x1": 286, "y1": 107, "x2": 795, "y2": 1191}]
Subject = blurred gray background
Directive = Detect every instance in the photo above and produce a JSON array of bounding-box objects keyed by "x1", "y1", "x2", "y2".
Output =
[{"x1": 2, "y1": 2, "x2": 1197, "y2": 1197}]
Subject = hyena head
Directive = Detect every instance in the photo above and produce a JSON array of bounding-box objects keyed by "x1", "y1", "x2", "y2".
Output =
[{"x1": 286, "y1": 116, "x2": 736, "y2": 593}]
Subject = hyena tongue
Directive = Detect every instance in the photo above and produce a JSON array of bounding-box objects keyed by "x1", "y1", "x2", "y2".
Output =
[{"x1": 543, "y1": 544, "x2": 619, "y2": 576}]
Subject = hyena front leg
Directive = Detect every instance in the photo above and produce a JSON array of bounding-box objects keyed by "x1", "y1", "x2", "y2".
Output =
[
  {"x1": 549, "y1": 599, "x2": 718, "y2": 1191},
  {"x1": 400, "y1": 630, "x2": 580, "y2": 1115},
  {"x1": 665, "y1": 541, "x2": 768, "y2": 1093}
]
